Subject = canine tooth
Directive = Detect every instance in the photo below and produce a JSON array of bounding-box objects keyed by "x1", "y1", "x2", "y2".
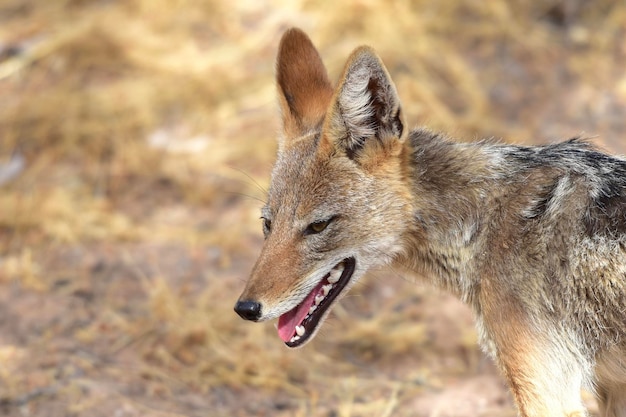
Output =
[
  {"x1": 322, "y1": 284, "x2": 332, "y2": 296},
  {"x1": 328, "y1": 267, "x2": 342, "y2": 283},
  {"x1": 315, "y1": 294, "x2": 324, "y2": 305},
  {"x1": 309, "y1": 305, "x2": 317, "y2": 314},
  {"x1": 295, "y1": 325, "x2": 305, "y2": 336}
]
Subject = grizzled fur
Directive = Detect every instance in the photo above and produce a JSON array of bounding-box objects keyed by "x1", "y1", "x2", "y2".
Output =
[
  {"x1": 235, "y1": 28, "x2": 626, "y2": 416},
  {"x1": 398, "y1": 131, "x2": 626, "y2": 415}
]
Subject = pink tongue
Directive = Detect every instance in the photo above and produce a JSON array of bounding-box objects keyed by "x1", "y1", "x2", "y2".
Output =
[{"x1": 277, "y1": 281, "x2": 324, "y2": 342}]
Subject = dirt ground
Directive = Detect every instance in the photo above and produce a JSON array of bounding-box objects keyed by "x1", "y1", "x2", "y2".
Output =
[{"x1": 0, "y1": 1, "x2": 625, "y2": 416}]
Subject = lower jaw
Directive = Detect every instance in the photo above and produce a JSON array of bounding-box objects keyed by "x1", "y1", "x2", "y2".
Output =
[{"x1": 284, "y1": 257, "x2": 356, "y2": 348}]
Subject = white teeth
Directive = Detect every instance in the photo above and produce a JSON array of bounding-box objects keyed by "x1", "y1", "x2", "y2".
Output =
[
  {"x1": 328, "y1": 264, "x2": 343, "y2": 283},
  {"x1": 290, "y1": 335, "x2": 301, "y2": 343},
  {"x1": 315, "y1": 294, "x2": 324, "y2": 305},
  {"x1": 322, "y1": 284, "x2": 332, "y2": 296},
  {"x1": 308, "y1": 305, "x2": 317, "y2": 315},
  {"x1": 295, "y1": 325, "x2": 305, "y2": 336}
]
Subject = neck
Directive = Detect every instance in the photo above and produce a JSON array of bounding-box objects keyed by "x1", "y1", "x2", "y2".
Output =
[{"x1": 395, "y1": 129, "x2": 501, "y2": 303}]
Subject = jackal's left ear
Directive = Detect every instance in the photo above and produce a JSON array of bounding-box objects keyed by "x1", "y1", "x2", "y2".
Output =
[{"x1": 323, "y1": 46, "x2": 406, "y2": 159}]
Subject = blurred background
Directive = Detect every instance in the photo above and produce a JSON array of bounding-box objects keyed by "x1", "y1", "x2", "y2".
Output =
[{"x1": 0, "y1": 1, "x2": 625, "y2": 416}]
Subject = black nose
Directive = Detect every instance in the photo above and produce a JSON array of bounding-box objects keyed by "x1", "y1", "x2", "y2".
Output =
[{"x1": 234, "y1": 300, "x2": 262, "y2": 321}]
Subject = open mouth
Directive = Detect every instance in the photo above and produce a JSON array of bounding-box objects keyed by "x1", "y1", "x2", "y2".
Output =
[{"x1": 277, "y1": 257, "x2": 356, "y2": 348}]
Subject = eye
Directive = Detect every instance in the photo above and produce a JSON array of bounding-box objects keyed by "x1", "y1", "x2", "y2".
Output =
[
  {"x1": 304, "y1": 218, "x2": 333, "y2": 235},
  {"x1": 261, "y1": 217, "x2": 272, "y2": 236}
]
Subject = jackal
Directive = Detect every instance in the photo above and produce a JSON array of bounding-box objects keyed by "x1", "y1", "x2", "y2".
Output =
[{"x1": 234, "y1": 28, "x2": 626, "y2": 416}]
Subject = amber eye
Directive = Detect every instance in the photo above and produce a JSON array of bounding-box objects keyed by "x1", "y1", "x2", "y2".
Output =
[{"x1": 305, "y1": 218, "x2": 332, "y2": 235}]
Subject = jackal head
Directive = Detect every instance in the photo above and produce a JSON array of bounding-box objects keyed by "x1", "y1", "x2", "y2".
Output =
[{"x1": 235, "y1": 28, "x2": 412, "y2": 347}]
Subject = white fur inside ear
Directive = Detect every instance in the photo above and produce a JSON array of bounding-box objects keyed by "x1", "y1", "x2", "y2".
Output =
[{"x1": 338, "y1": 64, "x2": 376, "y2": 147}]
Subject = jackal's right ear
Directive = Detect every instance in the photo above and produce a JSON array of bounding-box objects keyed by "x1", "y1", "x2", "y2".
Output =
[{"x1": 276, "y1": 28, "x2": 334, "y2": 139}]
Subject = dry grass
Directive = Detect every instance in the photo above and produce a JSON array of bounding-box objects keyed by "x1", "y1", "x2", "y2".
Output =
[{"x1": 0, "y1": 0, "x2": 625, "y2": 416}]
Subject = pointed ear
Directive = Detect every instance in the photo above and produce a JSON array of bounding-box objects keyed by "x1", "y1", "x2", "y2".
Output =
[
  {"x1": 276, "y1": 28, "x2": 334, "y2": 139},
  {"x1": 322, "y1": 46, "x2": 406, "y2": 159}
]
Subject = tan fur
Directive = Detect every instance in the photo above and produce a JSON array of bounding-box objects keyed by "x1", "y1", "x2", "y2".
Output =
[
  {"x1": 235, "y1": 28, "x2": 626, "y2": 416},
  {"x1": 276, "y1": 28, "x2": 333, "y2": 139}
]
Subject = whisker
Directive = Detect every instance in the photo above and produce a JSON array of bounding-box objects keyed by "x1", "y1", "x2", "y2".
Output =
[
  {"x1": 224, "y1": 190, "x2": 267, "y2": 204},
  {"x1": 227, "y1": 165, "x2": 268, "y2": 197}
]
